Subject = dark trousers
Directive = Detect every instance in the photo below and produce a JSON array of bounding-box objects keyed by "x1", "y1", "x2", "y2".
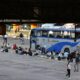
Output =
[
  {"x1": 66, "y1": 69, "x2": 70, "y2": 77},
  {"x1": 74, "y1": 63, "x2": 79, "y2": 72}
]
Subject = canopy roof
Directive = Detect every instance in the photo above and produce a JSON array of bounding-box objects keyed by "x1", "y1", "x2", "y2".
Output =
[{"x1": 0, "y1": 0, "x2": 79, "y2": 22}]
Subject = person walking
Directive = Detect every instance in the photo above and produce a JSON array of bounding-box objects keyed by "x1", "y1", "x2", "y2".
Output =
[
  {"x1": 19, "y1": 33, "x2": 24, "y2": 44},
  {"x1": 3, "y1": 34, "x2": 8, "y2": 46},
  {"x1": 66, "y1": 62, "x2": 71, "y2": 79},
  {"x1": 74, "y1": 53, "x2": 80, "y2": 72}
]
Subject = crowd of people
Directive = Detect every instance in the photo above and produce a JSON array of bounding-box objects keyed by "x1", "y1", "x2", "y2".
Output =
[
  {"x1": 34, "y1": 45, "x2": 80, "y2": 79},
  {"x1": 0, "y1": 33, "x2": 80, "y2": 80},
  {"x1": 65, "y1": 51, "x2": 80, "y2": 79},
  {"x1": 0, "y1": 33, "x2": 37, "y2": 56}
]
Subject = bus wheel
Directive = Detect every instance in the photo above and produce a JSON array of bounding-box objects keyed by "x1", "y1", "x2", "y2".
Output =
[{"x1": 64, "y1": 48, "x2": 70, "y2": 53}]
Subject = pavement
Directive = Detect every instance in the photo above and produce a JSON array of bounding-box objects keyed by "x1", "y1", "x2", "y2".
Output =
[{"x1": 0, "y1": 37, "x2": 80, "y2": 80}]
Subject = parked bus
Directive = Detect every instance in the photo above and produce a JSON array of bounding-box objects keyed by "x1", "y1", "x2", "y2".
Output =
[{"x1": 30, "y1": 26, "x2": 80, "y2": 54}]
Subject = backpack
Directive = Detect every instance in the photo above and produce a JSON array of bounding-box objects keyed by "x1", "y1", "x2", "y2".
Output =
[
  {"x1": 76, "y1": 56, "x2": 80, "y2": 62},
  {"x1": 5, "y1": 48, "x2": 8, "y2": 52}
]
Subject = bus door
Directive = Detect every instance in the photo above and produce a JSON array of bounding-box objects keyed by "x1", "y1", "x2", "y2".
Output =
[
  {"x1": 76, "y1": 32, "x2": 80, "y2": 42},
  {"x1": 30, "y1": 30, "x2": 37, "y2": 50}
]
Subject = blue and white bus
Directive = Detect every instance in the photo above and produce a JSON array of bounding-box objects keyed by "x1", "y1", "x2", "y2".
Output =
[{"x1": 30, "y1": 26, "x2": 80, "y2": 54}]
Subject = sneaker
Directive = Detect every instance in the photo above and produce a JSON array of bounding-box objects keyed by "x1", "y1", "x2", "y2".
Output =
[
  {"x1": 77, "y1": 70, "x2": 79, "y2": 72},
  {"x1": 68, "y1": 77, "x2": 71, "y2": 79},
  {"x1": 65, "y1": 77, "x2": 68, "y2": 79}
]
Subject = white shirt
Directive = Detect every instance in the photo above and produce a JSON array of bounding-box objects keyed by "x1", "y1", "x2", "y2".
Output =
[
  {"x1": 64, "y1": 52, "x2": 69, "y2": 58},
  {"x1": 4, "y1": 35, "x2": 8, "y2": 38},
  {"x1": 68, "y1": 64, "x2": 71, "y2": 69},
  {"x1": 58, "y1": 53, "x2": 62, "y2": 57}
]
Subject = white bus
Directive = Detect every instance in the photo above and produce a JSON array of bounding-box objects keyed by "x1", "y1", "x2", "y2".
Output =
[{"x1": 30, "y1": 26, "x2": 80, "y2": 54}]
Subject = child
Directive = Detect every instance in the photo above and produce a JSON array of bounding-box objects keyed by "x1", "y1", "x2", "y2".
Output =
[
  {"x1": 66, "y1": 62, "x2": 71, "y2": 79},
  {"x1": 12, "y1": 44, "x2": 17, "y2": 50}
]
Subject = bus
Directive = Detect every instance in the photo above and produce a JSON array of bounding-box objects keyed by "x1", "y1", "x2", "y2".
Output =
[{"x1": 30, "y1": 26, "x2": 80, "y2": 54}]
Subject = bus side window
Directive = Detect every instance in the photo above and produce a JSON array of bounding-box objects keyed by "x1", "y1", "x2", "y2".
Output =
[
  {"x1": 37, "y1": 31, "x2": 41, "y2": 37},
  {"x1": 49, "y1": 34, "x2": 54, "y2": 37},
  {"x1": 56, "y1": 31, "x2": 62, "y2": 38},
  {"x1": 77, "y1": 36, "x2": 80, "y2": 38},
  {"x1": 48, "y1": 31, "x2": 54, "y2": 37},
  {"x1": 56, "y1": 35, "x2": 62, "y2": 38},
  {"x1": 76, "y1": 32, "x2": 80, "y2": 39},
  {"x1": 31, "y1": 30, "x2": 36, "y2": 37},
  {"x1": 70, "y1": 32, "x2": 75, "y2": 39},
  {"x1": 64, "y1": 35, "x2": 70, "y2": 38},
  {"x1": 42, "y1": 30, "x2": 48, "y2": 37},
  {"x1": 64, "y1": 31, "x2": 71, "y2": 39}
]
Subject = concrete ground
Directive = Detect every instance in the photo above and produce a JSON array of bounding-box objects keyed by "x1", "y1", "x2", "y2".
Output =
[{"x1": 0, "y1": 38, "x2": 80, "y2": 80}]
